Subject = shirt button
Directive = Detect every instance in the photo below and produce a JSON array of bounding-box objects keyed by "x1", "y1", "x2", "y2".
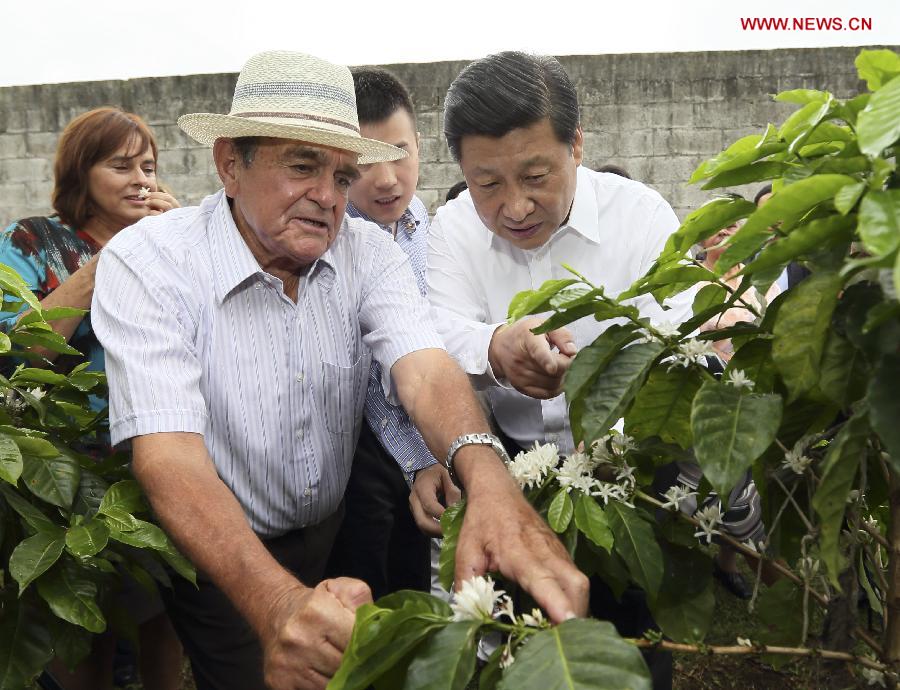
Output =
[
  {"x1": 548, "y1": 434, "x2": 559, "y2": 442},
  {"x1": 405, "y1": 461, "x2": 413, "y2": 470},
  {"x1": 254, "y1": 283, "x2": 262, "y2": 290},
  {"x1": 295, "y1": 429, "x2": 304, "y2": 440},
  {"x1": 295, "y1": 373, "x2": 304, "y2": 383},
  {"x1": 381, "y1": 418, "x2": 388, "y2": 429},
  {"x1": 303, "y1": 487, "x2": 311, "y2": 497}
]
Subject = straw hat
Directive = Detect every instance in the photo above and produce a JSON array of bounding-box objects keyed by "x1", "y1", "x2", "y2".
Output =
[{"x1": 178, "y1": 51, "x2": 405, "y2": 164}]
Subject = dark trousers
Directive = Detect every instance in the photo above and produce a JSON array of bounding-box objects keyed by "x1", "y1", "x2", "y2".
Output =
[
  {"x1": 325, "y1": 421, "x2": 430, "y2": 599},
  {"x1": 161, "y1": 508, "x2": 343, "y2": 690}
]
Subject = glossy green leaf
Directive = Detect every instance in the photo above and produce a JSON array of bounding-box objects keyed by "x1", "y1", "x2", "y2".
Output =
[
  {"x1": 834, "y1": 181, "x2": 866, "y2": 215},
  {"x1": 812, "y1": 412, "x2": 869, "y2": 586},
  {"x1": 606, "y1": 502, "x2": 663, "y2": 598},
  {"x1": 159, "y1": 548, "x2": 197, "y2": 587},
  {"x1": 691, "y1": 283, "x2": 727, "y2": 316},
  {"x1": 818, "y1": 331, "x2": 868, "y2": 408},
  {"x1": 36, "y1": 559, "x2": 106, "y2": 633},
  {"x1": 0, "y1": 264, "x2": 41, "y2": 313},
  {"x1": 14, "y1": 435, "x2": 58, "y2": 458},
  {"x1": 0, "y1": 598, "x2": 53, "y2": 690},
  {"x1": 65, "y1": 518, "x2": 110, "y2": 557},
  {"x1": 689, "y1": 132, "x2": 786, "y2": 185},
  {"x1": 663, "y1": 196, "x2": 757, "y2": 255},
  {"x1": 858, "y1": 71, "x2": 900, "y2": 156},
  {"x1": 9, "y1": 367, "x2": 68, "y2": 387},
  {"x1": 775, "y1": 88, "x2": 832, "y2": 105},
  {"x1": 772, "y1": 272, "x2": 843, "y2": 400},
  {"x1": 0, "y1": 483, "x2": 57, "y2": 533},
  {"x1": 580, "y1": 341, "x2": 665, "y2": 445},
  {"x1": 701, "y1": 161, "x2": 789, "y2": 191},
  {"x1": 9, "y1": 530, "x2": 66, "y2": 594},
  {"x1": 0, "y1": 331, "x2": 10, "y2": 353},
  {"x1": 858, "y1": 190, "x2": 900, "y2": 257},
  {"x1": 868, "y1": 354, "x2": 900, "y2": 470},
  {"x1": 741, "y1": 214, "x2": 856, "y2": 277},
  {"x1": 99, "y1": 479, "x2": 147, "y2": 515},
  {"x1": 691, "y1": 381, "x2": 782, "y2": 501},
  {"x1": 507, "y1": 279, "x2": 579, "y2": 322},
  {"x1": 715, "y1": 175, "x2": 857, "y2": 272},
  {"x1": 650, "y1": 545, "x2": 714, "y2": 643},
  {"x1": 100, "y1": 506, "x2": 140, "y2": 532},
  {"x1": 9, "y1": 330, "x2": 82, "y2": 355},
  {"x1": 573, "y1": 493, "x2": 613, "y2": 551},
  {"x1": 626, "y1": 366, "x2": 703, "y2": 449},
  {"x1": 547, "y1": 489, "x2": 574, "y2": 533},
  {"x1": 0, "y1": 433, "x2": 23, "y2": 485},
  {"x1": 439, "y1": 500, "x2": 466, "y2": 591},
  {"x1": 563, "y1": 324, "x2": 641, "y2": 406},
  {"x1": 21, "y1": 451, "x2": 81, "y2": 509},
  {"x1": 497, "y1": 619, "x2": 650, "y2": 690},
  {"x1": 404, "y1": 621, "x2": 480, "y2": 690},
  {"x1": 726, "y1": 339, "x2": 777, "y2": 394},
  {"x1": 107, "y1": 519, "x2": 170, "y2": 550},
  {"x1": 780, "y1": 97, "x2": 833, "y2": 152},
  {"x1": 856, "y1": 49, "x2": 900, "y2": 91}
]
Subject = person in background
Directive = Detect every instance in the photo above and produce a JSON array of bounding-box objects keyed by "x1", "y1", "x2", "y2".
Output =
[
  {"x1": 445, "y1": 180, "x2": 468, "y2": 202},
  {"x1": 325, "y1": 68, "x2": 451, "y2": 598},
  {"x1": 0, "y1": 107, "x2": 182, "y2": 690},
  {"x1": 594, "y1": 163, "x2": 631, "y2": 178},
  {"x1": 756, "y1": 183, "x2": 810, "y2": 291}
]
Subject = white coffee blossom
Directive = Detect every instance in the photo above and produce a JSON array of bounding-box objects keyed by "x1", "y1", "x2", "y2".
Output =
[
  {"x1": 520, "y1": 608, "x2": 547, "y2": 628},
  {"x1": 451, "y1": 576, "x2": 504, "y2": 622},
  {"x1": 555, "y1": 452, "x2": 597, "y2": 494},
  {"x1": 500, "y1": 640, "x2": 516, "y2": 670},
  {"x1": 653, "y1": 320, "x2": 681, "y2": 339},
  {"x1": 781, "y1": 447, "x2": 812, "y2": 475},
  {"x1": 593, "y1": 482, "x2": 633, "y2": 508},
  {"x1": 610, "y1": 433, "x2": 636, "y2": 457},
  {"x1": 797, "y1": 557, "x2": 820, "y2": 580},
  {"x1": 615, "y1": 463, "x2": 636, "y2": 485},
  {"x1": 864, "y1": 515, "x2": 879, "y2": 533},
  {"x1": 661, "y1": 484, "x2": 697, "y2": 512},
  {"x1": 725, "y1": 369, "x2": 754, "y2": 390},
  {"x1": 862, "y1": 667, "x2": 886, "y2": 687},
  {"x1": 495, "y1": 595, "x2": 515, "y2": 622},
  {"x1": 590, "y1": 439, "x2": 614, "y2": 465},
  {"x1": 736, "y1": 637, "x2": 752, "y2": 647},
  {"x1": 670, "y1": 338, "x2": 717, "y2": 369},
  {"x1": 508, "y1": 442, "x2": 559, "y2": 490},
  {"x1": 693, "y1": 504, "x2": 723, "y2": 544},
  {"x1": 138, "y1": 186, "x2": 151, "y2": 199},
  {"x1": 26, "y1": 387, "x2": 47, "y2": 401}
]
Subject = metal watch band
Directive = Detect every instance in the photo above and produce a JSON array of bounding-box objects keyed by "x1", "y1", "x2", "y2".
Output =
[{"x1": 444, "y1": 433, "x2": 511, "y2": 482}]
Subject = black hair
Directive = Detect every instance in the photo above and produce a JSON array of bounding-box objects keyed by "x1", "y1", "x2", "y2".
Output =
[
  {"x1": 445, "y1": 180, "x2": 468, "y2": 202},
  {"x1": 754, "y1": 184, "x2": 773, "y2": 205},
  {"x1": 595, "y1": 164, "x2": 631, "y2": 179},
  {"x1": 232, "y1": 136, "x2": 262, "y2": 167},
  {"x1": 351, "y1": 68, "x2": 416, "y2": 125},
  {"x1": 443, "y1": 51, "x2": 580, "y2": 161}
]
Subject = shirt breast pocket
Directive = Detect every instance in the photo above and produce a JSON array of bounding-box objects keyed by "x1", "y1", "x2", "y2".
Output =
[{"x1": 321, "y1": 352, "x2": 372, "y2": 436}]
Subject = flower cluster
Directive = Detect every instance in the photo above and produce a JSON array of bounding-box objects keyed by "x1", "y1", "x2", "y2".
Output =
[
  {"x1": 507, "y1": 442, "x2": 560, "y2": 490},
  {"x1": 450, "y1": 576, "x2": 504, "y2": 622},
  {"x1": 725, "y1": 369, "x2": 754, "y2": 390},
  {"x1": 669, "y1": 338, "x2": 717, "y2": 369},
  {"x1": 660, "y1": 484, "x2": 698, "y2": 512},
  {"x1": 693, "y1": 503, "x2": 723, "y2": 544},
  {"x1": 781, "y1": 436, "x2": 814, "y2": 475}
]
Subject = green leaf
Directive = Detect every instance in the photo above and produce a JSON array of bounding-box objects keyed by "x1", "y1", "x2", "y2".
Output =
[
  {"x1": 507, "y1": 279, "x2": 579, "y2": 322},
  {"x1": 757, "y1": 579, "x2": 803, "y2": 652},
  {"x1": 868, "y1": 354, "x2": 900, "y2": 470},
  {"x1": 65, "y1": 518, "x2": 110, "y2": 557},
  {"x1": 715, "y1": 175, "x2": 857, "y2": 272},
  {"x1": 497, "y1": 619, "x2": 650, "y2": 690},
  {"x1": 0, "y1": 483, "x2": 58, "y2": 533},
  {"x1": 626, "y1": 366, "x2": 703, "y2": 449},
  {"x1": 663, "y1": 196, "x2": 757, "y2": 255},
  {"x1": 36, "y1": 559, "x2": 106, "y2": 633},
  {"x1": 404, "y1": 621, "x2": 480, "y2": 690},
  {"x1": 858, "y1": 190, "x2": 900, "y2": 258},
  {"x1": 439, "y1": 500, "x2": 466, "y2": 592},
  {"x1": 9, "y1": 367, "x2": 68, "y2": 386},
  {"x1": 99, "y1": 479, "x2": 147, "y2": 515},
  {"x1": 563, "y1": 324, "x2": 641, "y2": 405},
  {"x1": 580, "y1": 341, "x2": 666, "y2": 446},
  {"x1": 100, "y1": 506, "x2": 139, "y2": 532},
  {"x1": 834, "y1": 181, "x2": 866, "y2": 215},
  {"x1": 779, "y1": 97, "x2": 832, "y2": 153},
  {"x1": 0, "y1": 598, "x2": 54, "y2": 690},
  {"x1": 547, "y1": 489, "x2": 574, "y2": 533},
  {"x1": 14, "y1": 435, "x2": 58, "y2": 458},
  {"x1": 606, "y1": 502, "x2": 663, "y2": 598},
  {"x1": 9, "y1": 330, "x2": 82, "y2": 356},
  {"x1": 0, "y1": 264, "x2": 41, "y2": 313},
  {"x1": 692, "y1": 283, "x2": 726, "y2": 316},
  {"x1": 650, "y1": 545, "x2": 714, "y2": 643},
  {"x1": 772, "y1": 272, "x2": 843, "y2": 400},
  {"x1": 701, "y1": 161, "x2": 789, "y2": 191},
  {"x1": 818, "y1": 332, "x2": 868, "y2": 408},
  {"x1": 812, "y1": 412, "x2": 869, "y2": 587},
  {"x1": 691, "y1": 381, "x2": 782, "y2": 501},
  {"x1": 726, "y1": 339, "x2": 777, "y2": 394},
  {"x1": 741, "y1": 214, "x2": 856, "y2": 277},
  {"x1": 775, "y1": 88, "x2": 832, "y2": 105},
  {"x1": 573, "y1": 493, "x2": 613, "y2": 551},
  {"x1": 858, "y1": 73, "x2": 900, "y2": 156},
  {"x1": 9, "y1": 530, "x2": 66, "y2": 594},
  {"x1": 0, "y1": 331, "x2": 10, "y2": 353},
  {"x1": 856, "y1": 49, "x2": 900, "y2": 91},
  {"x1": 159, "y1": 549, "x2": 197, "y2": 587},
  {"x1": 689, "y1": 132, "x2": 786, "y2": 185},
  {"x1": 21, "y1": 451, "x2": 81, "y2": 509},
  {"x1": 0, "y1": 433, "x2": 23, "y2": 485},
  {"x1": 107, "y1": 519, "x2": 169, "y2": 550}
]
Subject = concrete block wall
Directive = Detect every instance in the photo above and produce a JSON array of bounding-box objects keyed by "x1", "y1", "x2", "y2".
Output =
[{"x1": 0, "y1": 47, "x2": 881, "y2": 226}]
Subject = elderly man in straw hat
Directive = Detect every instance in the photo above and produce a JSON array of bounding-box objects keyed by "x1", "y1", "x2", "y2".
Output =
[{"x1": 91, "y1": 51, "x2": 587, "y2": 690}]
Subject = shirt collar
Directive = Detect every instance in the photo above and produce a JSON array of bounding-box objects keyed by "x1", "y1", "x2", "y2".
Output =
[
  {"x1": 208, "y1": 190, "x2": 336, "y2": 303},
  {"x1": 485, "y1": 165, "x2": 600, "y2": 249},
  {"x1": 346, "y1": 201, "x2": 423, "y2": 237}
]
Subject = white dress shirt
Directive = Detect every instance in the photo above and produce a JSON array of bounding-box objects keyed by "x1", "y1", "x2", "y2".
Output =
[
  {"x1": 92, "y1": 190, "x2": 443, "y2": 537},
  {"x1": 426, "y1": 166, "x2": 693, "y2": 454}
]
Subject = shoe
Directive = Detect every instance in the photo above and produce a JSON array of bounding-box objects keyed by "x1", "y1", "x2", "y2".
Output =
[{"x1": 714, "y1": 563, "x2": 752, "y2": 600}]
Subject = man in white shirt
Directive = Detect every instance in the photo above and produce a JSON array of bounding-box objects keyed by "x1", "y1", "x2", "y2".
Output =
[{"x1": 419, "y1": 51, "x2": 691, "y2": 689}]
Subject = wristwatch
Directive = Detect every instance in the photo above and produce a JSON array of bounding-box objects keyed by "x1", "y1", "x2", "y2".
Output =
[{"x1": 445, "y1": 433, "x2": 511, "y2": 483}]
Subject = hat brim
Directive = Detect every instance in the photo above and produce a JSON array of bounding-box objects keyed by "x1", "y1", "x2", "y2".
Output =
[{"x1": 177, "y1": 113, "x2": 406, "y2": 165}]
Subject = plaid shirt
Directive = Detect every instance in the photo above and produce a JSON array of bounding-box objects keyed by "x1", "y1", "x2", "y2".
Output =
[{"x1": 346, "y1": 197, "x2": 438, "y2": 482}]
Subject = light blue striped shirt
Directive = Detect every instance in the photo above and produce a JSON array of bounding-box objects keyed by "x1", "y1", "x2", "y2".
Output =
[
  {"x1": 346, "y1": 197, "x2": 438, "y2": 481},
  {"x1": 92, "y1": 190, "x2": 443, "y2": 538}
]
